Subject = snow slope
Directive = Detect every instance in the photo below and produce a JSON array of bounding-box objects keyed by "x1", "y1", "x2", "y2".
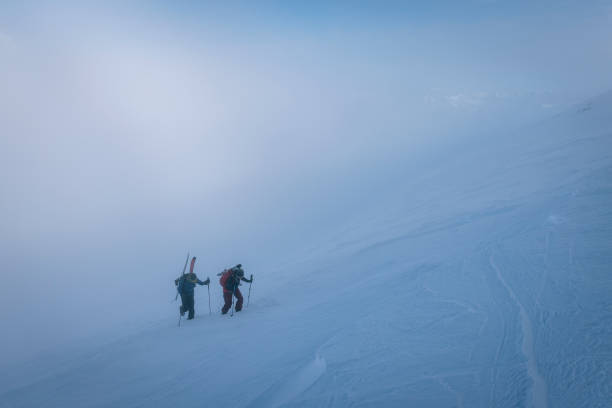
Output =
[{"x1": 2, "y1": 92, "x2": 612, "y2": 407}]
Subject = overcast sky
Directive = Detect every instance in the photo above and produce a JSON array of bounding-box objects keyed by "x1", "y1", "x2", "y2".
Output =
[{"x1": 1, "y1": 0, "x2": 611, "y2": 364}]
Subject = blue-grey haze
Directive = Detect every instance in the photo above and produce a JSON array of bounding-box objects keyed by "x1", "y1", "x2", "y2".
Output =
[{"x1": 1, "y1": 0, "x2": 611, "y2": 367}]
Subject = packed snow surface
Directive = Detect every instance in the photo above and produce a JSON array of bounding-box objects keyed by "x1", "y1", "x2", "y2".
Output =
[{"x1": 2, "y1": 92, "x2": 612, "y2": 407}]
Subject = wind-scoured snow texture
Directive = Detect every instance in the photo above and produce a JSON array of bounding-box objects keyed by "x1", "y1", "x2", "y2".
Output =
[{"x1": 2, "y1": 92, "x2": 612, "y2": 407}]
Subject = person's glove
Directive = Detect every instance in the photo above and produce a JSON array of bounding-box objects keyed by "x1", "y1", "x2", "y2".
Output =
[{"x1": 204, "y1": 277, "x2": 210, "y2": 285}]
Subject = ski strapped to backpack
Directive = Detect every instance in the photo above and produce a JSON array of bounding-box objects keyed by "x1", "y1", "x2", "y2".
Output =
[
  {"x1": 175, "y1": 252, "x2": 190, "y2": 301},
  {"x1": 219, "y1": 264, "x2": 244, "y2": 289}
]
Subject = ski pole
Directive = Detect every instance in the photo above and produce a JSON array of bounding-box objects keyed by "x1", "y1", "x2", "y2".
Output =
[
  {"x1": 247, "y1": 274, "x2": 253, "y2": 308},
  {"x1": 230, "y1": 285, "x2": 237, "y2": 317},
  {"x1": 208, "y1": 283, "x2": 211, "y2": 315}
]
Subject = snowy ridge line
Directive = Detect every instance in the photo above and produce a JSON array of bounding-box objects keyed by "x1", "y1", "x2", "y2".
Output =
[
  {"x1": 489, "y1": 253, "x2": 548, "y2": 408},
  {"x1": 438, "y1": 377, "x2": 465, "y2": 408},
  {"x1": 487, "y1": 274, "x2": 508, "y2": 407},
  {"x1": 246, "y1": 354, "x2": 327, "y2": 408}
]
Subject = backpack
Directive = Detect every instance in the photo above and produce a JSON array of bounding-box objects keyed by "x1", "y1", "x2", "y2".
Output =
[{"x1": 219, "y1": 269, "x2": 232, "y2": 288}]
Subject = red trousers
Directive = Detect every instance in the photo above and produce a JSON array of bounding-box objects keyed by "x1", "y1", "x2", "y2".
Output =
[{"x1": 222, "y1": 288, "x2": 243, "y2": 314}]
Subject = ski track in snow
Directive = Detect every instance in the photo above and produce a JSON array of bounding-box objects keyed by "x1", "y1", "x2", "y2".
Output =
[
  {"x1": 438, "y1": 377, "x2": 464, "y2": 408},
  {"x1": 490, "y1": 253, "x2": 549, "y2": 408},
  {"x1": 247, "y1": 354, "x2": 327, "y2": 408}
]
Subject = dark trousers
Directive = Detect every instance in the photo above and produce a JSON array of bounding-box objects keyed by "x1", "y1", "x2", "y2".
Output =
[
  {"x1": 180, "y1": 292, "x2": 195, "y2": 319},
  {"x1": 221, "y1": 288, "x2": 243, "y2": 314}
]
